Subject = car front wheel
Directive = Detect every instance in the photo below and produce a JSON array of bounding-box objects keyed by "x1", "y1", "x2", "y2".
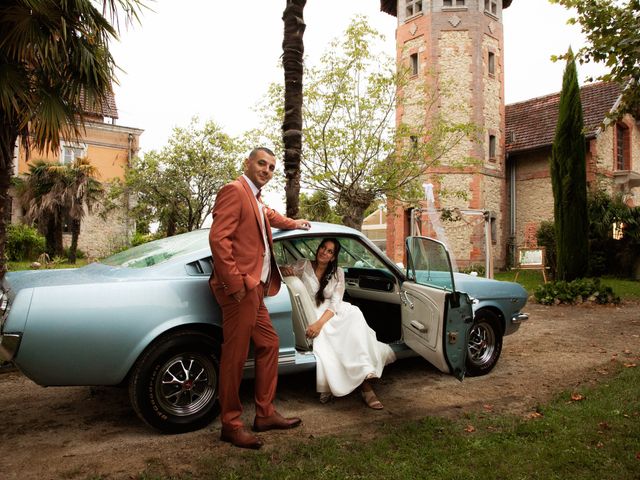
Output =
[
  {"x1": 465, "y1": 310, "x2": 503, "y2": 377},
  {"x1": 129, "y1": 330, "x2": 220, "y2": 433}
]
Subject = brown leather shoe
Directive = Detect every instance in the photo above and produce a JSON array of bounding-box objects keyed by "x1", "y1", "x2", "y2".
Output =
[
  {"x1": 253, "y1": 411, "x2": 302, "y2": 432},
  {"x1": 220, "y1": 426, "x2": 263, "y2": 449}
]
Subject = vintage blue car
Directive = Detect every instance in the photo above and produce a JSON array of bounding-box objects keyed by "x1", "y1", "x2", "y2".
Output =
[{"x1": 0, "y1": 223, "x2": 528, "y2": 433}]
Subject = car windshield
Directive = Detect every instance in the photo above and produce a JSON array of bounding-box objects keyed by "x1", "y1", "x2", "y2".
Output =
[{"x1": 102, "y1": 230, "x2": 207, "y2": 268}]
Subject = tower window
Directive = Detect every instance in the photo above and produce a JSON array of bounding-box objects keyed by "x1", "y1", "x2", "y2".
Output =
[
  {"x1": 488, "y1": 51, "x2": 495, "y2": 75},
  {"x1": 406, "y1": 0, "x2": 423, "y2": 17},
  {"x1": 410, "y1": 53, "x2": 419, "y2": 75},
  {"x1": 489, "y1": 134, "x2": 497, "y2": 160},
  {"x1": 444, "y1": 0, "x2": 466, "y2": 6},
  {"x1": 484, "y1": 0, "x2": 497, "y2": 15},
  {"x1": 616, "y1": 123, "x2": 630, "y2": 170}
]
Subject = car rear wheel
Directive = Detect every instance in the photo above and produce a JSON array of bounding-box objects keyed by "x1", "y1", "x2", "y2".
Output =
[
  {"x1": 466, "y1": 310, "x2": 503, "y2": 377},
  {"x1": 129, "y1": 330, "x2": 220, "y2": 433}
]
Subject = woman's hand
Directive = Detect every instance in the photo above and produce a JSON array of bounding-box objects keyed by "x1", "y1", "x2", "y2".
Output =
[
  {"x1": 305, "y1": 320, "x2": 324, "y2": 339},
  {"x1": 280, "y1": 266, "x2": 294, "y2": 277}
]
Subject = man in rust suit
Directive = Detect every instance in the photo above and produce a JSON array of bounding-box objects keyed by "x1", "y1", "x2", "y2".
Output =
[{"x1": 209, "y1": 147, "x2": 310, "y2": 449}]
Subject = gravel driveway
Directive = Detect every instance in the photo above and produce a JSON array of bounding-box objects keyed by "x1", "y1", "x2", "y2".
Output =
[{"x1": 0, "y1": 301, "x2": 638, "y2": 479}]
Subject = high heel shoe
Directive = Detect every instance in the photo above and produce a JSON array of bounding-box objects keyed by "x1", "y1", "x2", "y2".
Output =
[
  {"x1": 361, "y1": 388, "x2": 383, "y2": 410},
  {"x1": 319, "y1": 392, "x2": 333, "y2": 404}
]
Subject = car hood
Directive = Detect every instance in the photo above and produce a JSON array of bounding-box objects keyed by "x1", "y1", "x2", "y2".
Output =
[
  {"x1": 453, "y1": 272, "x2": 527, "y2": 300},
  {"x1": 5, "y1": 263, "x2": 150, "y2": 295}
]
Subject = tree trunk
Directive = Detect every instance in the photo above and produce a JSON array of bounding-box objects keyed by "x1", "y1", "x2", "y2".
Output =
[
  {"x1": 68, "y1": 219, "x2": 81, "y2": 264},
  {"x1": 282, "y1": 0, "x2": 306, "y2": 219},
  {"x1": 166, "y1": 206, "x2": 177, "y2": 237},
  {"x1": 43, "y1": 217, "x2": 56, "y2": 257},
  {"x1": 338, "y1": 192, "x2": 376, "y2": 230},
  {"x1": 53, "y1": 216, "x2": 64, "y2": 257},
  {"x1": 0, "y1": 123, "x2": 17, "y2": 281}
]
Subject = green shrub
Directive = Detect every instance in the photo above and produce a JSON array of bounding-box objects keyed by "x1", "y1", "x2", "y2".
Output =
[
  {"x1": 459, "y1": 264, "x2": 486, "y2": 276},
  {"x1": 534, "y1": 277, "x2": 620, "y2": 305},
  {"x1": 6, "y1": 224, "x2": 46, "y2": 261},
  {"x1": 536, "y1": 221, "x2": 556, "y2": 280},
  {"x1": 131, "y1": 232, "x2": 159, "y2": 247},
  {"x1": 63, "y1": 247, "x2": 86, "y2": 259}
]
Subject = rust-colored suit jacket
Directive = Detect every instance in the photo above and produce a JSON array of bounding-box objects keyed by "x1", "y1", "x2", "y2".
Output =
[{"x1": 209, "y1": 176, "x2": 297, "y2": 298}]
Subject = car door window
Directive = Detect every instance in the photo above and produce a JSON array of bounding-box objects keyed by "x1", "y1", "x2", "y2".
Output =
[
  {"x1": 402, "y1": 236, "x2": 472, "y2": 380},
  {"x1": 275, "y1": 237, "x2": 388, "y2": 270},
  {"x1": 405, "y1": 236, "x2": 455, "y2": 292}
]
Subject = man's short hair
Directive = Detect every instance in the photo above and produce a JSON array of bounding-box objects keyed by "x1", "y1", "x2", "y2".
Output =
[{"x1": 249, "y1": 147, "x2": 275, "y2": 159}]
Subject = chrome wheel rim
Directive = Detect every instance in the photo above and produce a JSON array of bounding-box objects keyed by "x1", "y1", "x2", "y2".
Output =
[
  {"x1": 467, "y1": 321, "x2": 496, "y2": 367},
  {"x1": 155, "y1": 353, "x2": 217, "y2": 417}
]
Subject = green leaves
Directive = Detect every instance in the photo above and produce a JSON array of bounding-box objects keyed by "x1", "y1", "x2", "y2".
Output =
[
  {"x1": 550, "y1": 0, "x2": 640, "y2": 118},
  {"x1": 534, "y1": 277, "x2": 620, "y2": 305},
  {"x1": 259, "y1": 16, "x2": 476, "y2": 229},
  {"x1": 126, "y1": 118, "x2": 244, "y2": 236},
  {"x1": 0, "y1": 0, "x2": 144, "y2": 162},
  {"x1": 551, "y1": 49, "x2": 589, "y2": 281}
]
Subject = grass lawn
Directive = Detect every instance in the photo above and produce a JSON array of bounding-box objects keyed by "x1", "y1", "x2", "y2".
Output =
[
  {"x1": 133, "y1": 362, "x2": 639, "y2": 480},
  {"x1": 495, "y1": 270, "x2": 640, "y2": 301},
  {"x1": 7, "y1": 258, "x2": 89, "y2": 271}
]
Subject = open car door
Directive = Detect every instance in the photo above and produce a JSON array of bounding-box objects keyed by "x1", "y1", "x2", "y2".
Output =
[{"x1": 401, "y1": 236, "x2": 473, "y2": 380}]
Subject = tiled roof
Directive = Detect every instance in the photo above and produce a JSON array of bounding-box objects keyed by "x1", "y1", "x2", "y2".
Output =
[
  {"x1": 379, "y1": 0, "x2": 512, "y2": 16},
  {"x1": 505, "y1": 82, "x2": 622, "y2": 153},
  {"x1": 79, "y1": 89, "x2": 118, "y2": 119}
]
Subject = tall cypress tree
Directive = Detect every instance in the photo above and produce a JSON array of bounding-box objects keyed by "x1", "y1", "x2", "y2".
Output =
[{"x1": 550, "y1": 48, "x2": 589, "y2": 281}]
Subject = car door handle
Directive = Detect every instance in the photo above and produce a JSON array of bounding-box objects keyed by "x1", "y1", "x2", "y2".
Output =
[
  {"x1": 399, "y1": 291, "x2": 414, "y2": 309},
  {"x1": 410, "y1": 320, "x2": 427, "y2": 333}
]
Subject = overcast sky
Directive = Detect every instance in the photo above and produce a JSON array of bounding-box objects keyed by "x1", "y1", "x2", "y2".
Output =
[{"x1": 110, "y1": 0, "x2": 607, "y2": 156}]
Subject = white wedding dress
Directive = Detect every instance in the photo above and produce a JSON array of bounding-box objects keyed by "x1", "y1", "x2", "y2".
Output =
[{"x1": 291, "y1": 260, "x2": 396, "y2": 396}]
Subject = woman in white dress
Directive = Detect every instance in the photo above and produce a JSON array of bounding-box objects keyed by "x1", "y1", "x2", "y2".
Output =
[{"x1": 281, "y1": 238, "x2": 396, "y2": 409}]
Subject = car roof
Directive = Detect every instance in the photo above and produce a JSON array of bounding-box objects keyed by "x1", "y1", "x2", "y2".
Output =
[{"x1": 272, "y1": 222, "x2": 361, "y2": 240}]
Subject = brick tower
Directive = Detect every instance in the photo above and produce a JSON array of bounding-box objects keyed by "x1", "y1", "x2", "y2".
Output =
[{"x1": 380, "y1": 0, "x2": 513, "y2": 270}]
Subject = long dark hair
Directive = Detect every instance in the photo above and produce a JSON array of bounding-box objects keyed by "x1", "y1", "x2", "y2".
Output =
[{"x1": 314, "y1": 238, "x2": 341, "y2": 306}]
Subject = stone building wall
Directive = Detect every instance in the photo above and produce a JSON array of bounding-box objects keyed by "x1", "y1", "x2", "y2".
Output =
[
  {"x1": 482, "y1": 34, "x2": 502, "y2": 167},
  {"x1": 63, "y1": 196, "x2": 133, "y2": 259},
  {"x1": 389, "y1": 2, "x2": 508, "y2": 269},
  {"x1": 513, "y1": 151, "x2": 554, "y2": 248}
]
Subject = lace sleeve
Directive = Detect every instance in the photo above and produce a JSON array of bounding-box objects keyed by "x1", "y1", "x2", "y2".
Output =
[
  {"x1": 326, "y1": 267, "x2": 345, "y2": 314},
  {"x1": 282, "y1": 258, "x2": 308, "y2": 278},
  {"x1": 292, "y1": 259, "x2": 308, "y2": 277}
]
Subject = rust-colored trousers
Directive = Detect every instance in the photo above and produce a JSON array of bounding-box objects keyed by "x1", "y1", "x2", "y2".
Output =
[{"x1": 214, "y1": 284, "x2": 279, "y2": 430}]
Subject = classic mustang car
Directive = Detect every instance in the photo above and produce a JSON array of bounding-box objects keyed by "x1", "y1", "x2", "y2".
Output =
[{"x1": 0, "y1": 223, "x2": 528, "y2": 433}]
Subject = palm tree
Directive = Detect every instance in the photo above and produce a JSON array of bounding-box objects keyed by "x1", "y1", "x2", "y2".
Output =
[
  {"x1": 16, "y1": 160, "x2": 65, "y2": 257},
  {"x1": 17, "y1": 159, "x2": 103, "y2": 263},
  {"x1": 57, "y1": 158, "x2": 103, "y2": 263},
  {"x1": 281, "y1": 0, "x2": 307, "y2": 218},
  {"x1": 0, "y1": 0, "x2": 142, "y2": 276}
]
